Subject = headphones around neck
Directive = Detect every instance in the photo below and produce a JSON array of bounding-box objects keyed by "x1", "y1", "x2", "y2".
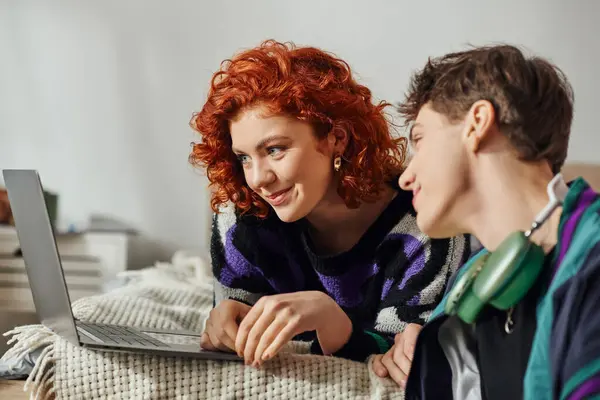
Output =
[{"x1": 444, "y1": 174, "x2": 570, "y2": 324}]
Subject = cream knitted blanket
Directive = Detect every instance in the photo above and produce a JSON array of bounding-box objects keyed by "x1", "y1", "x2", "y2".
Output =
[{"x1": 3, "y1": 253, "x2": 404, "y2": 399}]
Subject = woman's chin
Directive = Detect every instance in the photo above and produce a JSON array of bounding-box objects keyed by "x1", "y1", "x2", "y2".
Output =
[
  {"x1": 273, "y1": 206, "x2": 304, "y2": 223},
  {"x1": 271, "y1": 198, "x2": 309, "y2": 223}
]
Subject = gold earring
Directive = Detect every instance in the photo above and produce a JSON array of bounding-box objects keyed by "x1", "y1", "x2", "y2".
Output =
[{"x1": 333, "y1": 156, "x2": 342, "y2": 171}]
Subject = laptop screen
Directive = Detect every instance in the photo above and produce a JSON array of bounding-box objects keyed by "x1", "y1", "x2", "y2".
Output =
[{"x1": 3, "y1": 169, "x2": 80, "y2": 345}]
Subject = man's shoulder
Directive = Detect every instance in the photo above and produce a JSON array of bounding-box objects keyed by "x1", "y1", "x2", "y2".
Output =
[{"x1": 558, "y1": 181, "x2": 600, "y2": 269}]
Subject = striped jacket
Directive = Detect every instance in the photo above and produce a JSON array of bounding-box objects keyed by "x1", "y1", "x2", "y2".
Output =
[{"x1": 405, "y1": 177, "x2": 600, "y2": 400}]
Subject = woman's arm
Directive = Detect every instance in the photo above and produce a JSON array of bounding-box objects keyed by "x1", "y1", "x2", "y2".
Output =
[
  {"x1": 201, "y1": 206, "x2": 277, "y2": 352},
  {"x1": 310, "y1": 233, "x2": 470, "y2": 362},
  {"x1": 210, "y1": 205, "x2": 274, "y2": 306}
]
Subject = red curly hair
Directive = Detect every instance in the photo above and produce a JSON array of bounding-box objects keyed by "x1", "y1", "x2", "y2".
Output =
[{"x1": 189, "y1": 40, "x2": 407, "y2": 218}]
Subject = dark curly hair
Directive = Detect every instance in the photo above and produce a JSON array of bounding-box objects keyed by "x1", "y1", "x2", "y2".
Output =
[
  {"x1": 190, "y1": 40, "x2": 407, "y2": 217},
  {"x1": 398, "y1": 44, "x2": 574, "y2": 174}
]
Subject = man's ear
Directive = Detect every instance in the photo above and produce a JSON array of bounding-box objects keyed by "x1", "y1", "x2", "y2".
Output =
[{"x1": 464, "y1": 100, "x2": 496, "y2": 153}]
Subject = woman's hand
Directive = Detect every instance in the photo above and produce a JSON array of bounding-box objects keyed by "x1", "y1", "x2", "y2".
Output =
[
  {"x1": 372, "y1": 323, "x2": 422, "y2": 387},
  {"x1": 200, "y1": 299, "x2": 252, "y2": 352},
  {"x1": 235, "y1": 291, "x2": 352, "y2": 366}
]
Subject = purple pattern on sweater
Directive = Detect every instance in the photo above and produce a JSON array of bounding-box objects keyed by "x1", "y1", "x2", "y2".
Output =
[
  {"x1": 316, "y1": 262, "x2": 380, "y2": 308},
  {"x1": 315, "y1": 233, "x2": 425, "y2": 307},
  {"x1": 407, "y1": 294, "x2": 421, "y2": 306},
  {"x1": 379, "y1": 234, "x2": 426, "y2": 301},
  {"x1": 397, "y1": 234, "x2": 426, "y2": 290},
  {"x1": 220, "y1": 224, "x2": 306, "y2": 293},
  {"x1": 221, "y1": 229, "x2": 261, "y2": 286},
  {"x1": 220, "y1": 223, "x2": 430, "y2": 312},
  {"x1": 381, "y1": 278, "x2": 393, "y2": 301}
]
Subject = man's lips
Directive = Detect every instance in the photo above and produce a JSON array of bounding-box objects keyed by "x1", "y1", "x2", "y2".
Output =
[{"x1": 412, "y1": 187, "x2": 420, "y2": 208}]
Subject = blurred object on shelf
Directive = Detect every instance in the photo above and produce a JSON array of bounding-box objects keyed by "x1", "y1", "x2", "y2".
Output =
[{"x1": 0, "y1": 187, "x2": 58, "y2": 227}]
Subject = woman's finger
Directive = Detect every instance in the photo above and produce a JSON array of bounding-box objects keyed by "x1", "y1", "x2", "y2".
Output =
[
  {"x1": 207, "y1": 329, "x2": 232, "y2": 352},
  {"x1": 219, "y1": 317, "x2": 240, "y2": 351},
  {"x1": 235, "y1": 302, "x2": 264, "y2": 358},
  {"x1": 215, "y1": 326, "x2": 236, "y2": 351},
  {"x1": 261, "y1": 319, "x2": 300, "y2": 362},
  {"x1": 253, "y1": 315, "x2": 288, "y2": 365},
  {"x1": 243, "y1": 310, "x2": 277, "y2": 365},
  {"x1": 200, "y1": 333, "x2": 216, "y2": 350}
]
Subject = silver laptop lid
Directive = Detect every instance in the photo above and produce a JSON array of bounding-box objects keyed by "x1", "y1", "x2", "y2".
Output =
[{"x1": 3, "y1": 169, "x2": 80, "y2": 345}]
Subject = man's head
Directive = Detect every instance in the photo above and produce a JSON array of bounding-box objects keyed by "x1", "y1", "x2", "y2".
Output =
[{"x1": 398, "y1": 44, "x2": 574, "y2": 238}]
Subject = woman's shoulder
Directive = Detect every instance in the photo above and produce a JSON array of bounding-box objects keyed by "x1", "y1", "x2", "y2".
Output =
[
  {"x1": 212, "y1": 202, "x2": 297, "y2": 252},
  {"x1": 213, "y1": 202, "x2": 285, "y2": 230}
]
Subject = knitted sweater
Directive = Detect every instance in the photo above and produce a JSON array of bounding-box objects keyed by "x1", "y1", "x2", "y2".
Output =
[{"x1": 210, "y1": 187, "x2": 470, "y2": 362}]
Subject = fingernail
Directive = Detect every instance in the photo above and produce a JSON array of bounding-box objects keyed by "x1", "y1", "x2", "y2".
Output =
[
  {"x1": 401, "y1": 379, "x2": 407, "y2": 387},
  {"x1": 262, "y1": 353, "x2": 270, "y2": 361}
]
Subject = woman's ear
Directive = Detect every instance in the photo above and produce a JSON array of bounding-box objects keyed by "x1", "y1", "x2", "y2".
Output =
[
  {"x1": 328, "y1": 127, "x2": 349, "y2": 155},
  {"x1": 464, "y1": 100, "x2": 496, "y2": 153}
]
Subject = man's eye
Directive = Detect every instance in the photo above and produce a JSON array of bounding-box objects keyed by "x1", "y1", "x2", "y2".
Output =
[{"x1": 267, "y1": 147, "x2": 285, "y2": 156}]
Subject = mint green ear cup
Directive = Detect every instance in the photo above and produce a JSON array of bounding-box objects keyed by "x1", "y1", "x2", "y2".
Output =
[
  {"x1": 445, "y1": 253, "x2": 487, "y2": 316},
  {"x1": 445, "y1": 231, "x2": 545, "y2": 324},
  {"x1": 483, "y1": 233, "x2": 544, "y2": 310}
]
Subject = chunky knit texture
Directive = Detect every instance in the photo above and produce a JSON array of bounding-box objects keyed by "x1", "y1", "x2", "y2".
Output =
[{"x1": 3, "y1": 253, "x2": 411, "y2": 399}]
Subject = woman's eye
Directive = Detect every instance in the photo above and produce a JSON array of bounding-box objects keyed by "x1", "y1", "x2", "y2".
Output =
[{"x1": 236, "y1": 154, "x2": 250, "y2": 164}]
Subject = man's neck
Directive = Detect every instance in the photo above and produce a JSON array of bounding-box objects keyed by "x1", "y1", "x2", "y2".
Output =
[{"x1": 462, "y1": 162, "x2": 561, "y2": 253}]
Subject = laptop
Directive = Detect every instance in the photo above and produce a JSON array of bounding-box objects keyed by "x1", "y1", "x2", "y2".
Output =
[{"x1": 2, "y1": 169, "x2": 241, "y2": 361}]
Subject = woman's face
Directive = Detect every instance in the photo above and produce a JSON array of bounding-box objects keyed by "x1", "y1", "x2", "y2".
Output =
[{"x1": 230, "y1": 106, "x2": 336, "y2": 222}]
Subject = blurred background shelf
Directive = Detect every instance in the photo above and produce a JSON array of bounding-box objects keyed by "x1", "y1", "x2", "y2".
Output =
[{"x1": 0, "y1": 223, "x2": 131, "y2": 355}]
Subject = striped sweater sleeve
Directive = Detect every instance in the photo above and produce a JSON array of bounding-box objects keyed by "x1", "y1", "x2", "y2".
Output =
[
  {"x1": 209, "y1": 204, "x2": 273, "y2": 306},
  {"x1": 311, "y1": 214, "x2": 470, "y2": 361}
]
